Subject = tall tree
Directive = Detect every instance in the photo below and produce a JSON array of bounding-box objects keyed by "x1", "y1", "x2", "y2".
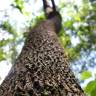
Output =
[{"x1": 0, "y1": 0, "x2": 86, "y2": 95}]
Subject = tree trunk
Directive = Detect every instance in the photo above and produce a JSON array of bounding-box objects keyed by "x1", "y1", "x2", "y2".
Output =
[{"x1": 0, "y1": 11, "x2": 85, "y2": 96}]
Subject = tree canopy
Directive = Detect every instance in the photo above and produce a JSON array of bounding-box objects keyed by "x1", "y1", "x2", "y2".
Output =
[{"x1": 0, "y1": 0, "x2": 96, "y2": 96}]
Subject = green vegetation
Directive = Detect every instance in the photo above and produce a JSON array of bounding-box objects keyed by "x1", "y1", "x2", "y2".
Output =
[{"x1": 0, "y1": 0, "x2": 96, "y2": 95}]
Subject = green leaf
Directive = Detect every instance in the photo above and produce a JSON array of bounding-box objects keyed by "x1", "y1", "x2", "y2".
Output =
[
  {"x1": 84, "y1": 80, "x2": 96, "y2": 94},
  {"x1": 91, "y1": 88, "x2": 96, "y2": 96},
  {"x1": 64, "y1": 20, "x2": 73, "y2": 28},
  {"x1": 74, "y1": 14, "x2": 81, "y2": 21},
  {"x1": 0, "y1": 39, "x2": 12, "y2": 47},
  {"x1": 0, "y1": 49, "x2": 5, "y2": 61},
  {"x1": 2, "y1": 21, "x2": 16, "y2": 35},
  {"x1": 81, "y1": 71, "x2": 92, "y2": 80}
]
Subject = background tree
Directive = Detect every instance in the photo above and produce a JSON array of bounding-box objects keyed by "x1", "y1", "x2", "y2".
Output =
[{"x1": 0, "y1": 0, "x2": 96, "y2": 96}]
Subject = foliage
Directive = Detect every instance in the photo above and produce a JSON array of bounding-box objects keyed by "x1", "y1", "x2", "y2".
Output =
[
  {"x1": 0, "y1": 0, "x2": 96, "y2": 95},
  {"x1": 81, "y1": 71, "x2": 92, "y2": 80},
  {"x1": 84, "y1": 80, "x2": 96, "y2": 96}
]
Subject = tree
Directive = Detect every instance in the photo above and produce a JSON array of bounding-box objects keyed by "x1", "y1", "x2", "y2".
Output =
[{"x1": 0, "y1": 0, "x2": 86, "y2": 96}]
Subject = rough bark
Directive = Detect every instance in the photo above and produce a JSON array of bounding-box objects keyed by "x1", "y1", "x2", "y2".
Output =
[{"x1": 0, "y1": 11, "x2": 85, "y2": 96}]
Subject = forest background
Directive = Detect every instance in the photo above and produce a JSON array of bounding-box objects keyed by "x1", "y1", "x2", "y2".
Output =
[{"x1": 0, "y1": 0, "x2": 96, "y2": 96}]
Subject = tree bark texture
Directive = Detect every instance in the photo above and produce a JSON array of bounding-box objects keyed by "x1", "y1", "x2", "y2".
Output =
[{"x1": 0, "y1": 14, "x2": 86, "y2": 96}]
